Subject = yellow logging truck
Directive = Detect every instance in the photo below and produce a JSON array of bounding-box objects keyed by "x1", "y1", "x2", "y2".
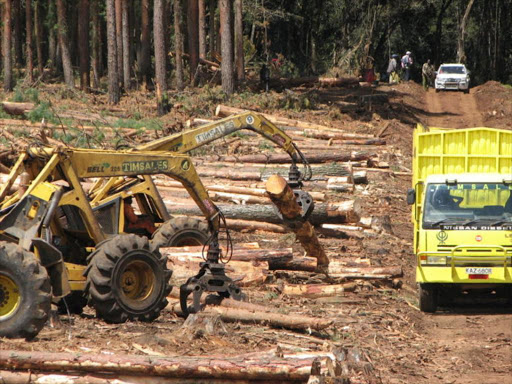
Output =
[{"x1": 408, "y1": 125, "x2": 512, "y2": 312}]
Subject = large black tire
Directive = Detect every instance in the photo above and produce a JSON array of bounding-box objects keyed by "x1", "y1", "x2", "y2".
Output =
[
  {"x1": 151, "y1": 217, "x2": 210, "y2": 249},
  {"x1": 0, "y1": 242, "x2": 51, "y2": 339},
  {"x1": 85, "y1": 234, "x2": 172, "y2": 323},
  {"x1": 419, "y1": 283, "x2": 438, "y2": 313}
]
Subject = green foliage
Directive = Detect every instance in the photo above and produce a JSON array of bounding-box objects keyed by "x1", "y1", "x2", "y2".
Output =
[
  {"x1": 27, "y1": 102, "x2": 58, "y2": 124},
  {"x1": 10, "y1": 86, "x2": 40, "y2": 103}
]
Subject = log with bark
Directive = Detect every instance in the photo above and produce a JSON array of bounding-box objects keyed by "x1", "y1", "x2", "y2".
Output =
[
  {"x1": 1, "y1": 101, "x2": 35, "y2": 115},
  {"x1": 162, "y1": 246, "x2": 293, "y2": 263},
  {"x1": 270, "y1": 76, "x2": 360, "y2": 89},
  {"x1": 167, "y1": 200, "x2": 360, "y2": 226},
  {"x1": 268, "y1": 257, "x2": 371, "y2": 273},
  {"x1": 266, "y1": 175, "x2": 329, "y2": 268},
  {"x1": 203, "y1": 151, "x2": 374, "y2": 164},
  {"x1": 0, "y1": 349, "x2": 321, "y2": 382},
  {"x1": 303, "y1": 128, "x2": 376, "y2": 141},
  {"x1": 170, "y1": 298, "x2": 333, "y2": 331},
  {"x1": 278, "y1": 282, "x2": 358, "y2": 298}
]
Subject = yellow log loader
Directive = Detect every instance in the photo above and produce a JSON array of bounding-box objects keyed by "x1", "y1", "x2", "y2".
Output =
[
  {"x1": 87, "y1": 112, "x2": 313, "y2": 249},
  {"x1": 0, "y1": 146, "x2": 241, "y2": 339}
]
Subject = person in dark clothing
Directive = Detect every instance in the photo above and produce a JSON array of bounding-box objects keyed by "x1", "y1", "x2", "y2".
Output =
[
  {"x1": 401, "y1": 51, "x2": 413, "y2": 81},
  {"x1": 259, "y1": 64, "x2": 270, "y2": 92}
]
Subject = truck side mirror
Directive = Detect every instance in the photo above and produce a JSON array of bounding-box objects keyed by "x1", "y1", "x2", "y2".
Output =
[{"x1": 406, "y1": 188, "x2": 416, "y2": 205}]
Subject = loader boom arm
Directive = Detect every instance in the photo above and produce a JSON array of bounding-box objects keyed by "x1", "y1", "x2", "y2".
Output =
[{"x1": 137, "y1": 112, "x2": 311, "y2": 181}]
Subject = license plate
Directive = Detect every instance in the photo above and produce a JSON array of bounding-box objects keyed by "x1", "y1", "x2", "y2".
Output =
[{"x1": 466, "y1": 267, "x2": 492, "y2": 275}]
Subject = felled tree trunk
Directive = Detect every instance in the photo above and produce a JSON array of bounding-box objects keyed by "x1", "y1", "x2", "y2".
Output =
[
  {"x1": 1, "y1": 102, "x2": 35, "y2": 115},
  {"x1": 168, "y1": 200, "x2": 360, "y2": 225},
  {"x1": 203, "y1": 151, "x2": 374, "y2": 164},
  {"x1": 0, "y1": 350, "x2": 317, "y2": 381},
  {"x1": 266, "y1": 175, "x2": 329, "y2": 268}
]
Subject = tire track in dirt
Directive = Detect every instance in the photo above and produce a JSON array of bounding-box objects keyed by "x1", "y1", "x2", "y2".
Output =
[{"x1": 424, "y1": 89, "x2": 485, "y2": 128}]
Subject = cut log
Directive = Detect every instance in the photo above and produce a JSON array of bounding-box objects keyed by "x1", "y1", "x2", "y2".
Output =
[
  {"x1": 0, "y1": 350, "x2": 317, "y2": 381},
  {"x1": 168, "y1": 200, "x2": 360, "y2": 225},
  {"x1": 266, "y1": 175, "x2": 329, "y2": 268},
  {"x1": 162, "y1": 247, "x2": 293, "y2": 263},
  {"x1": 196, "y1": 167, "x2": 261, "y2": 181},
  {"x1": 273, "y1": 76, "x2": 360, "y2": 88},
  {"x1": 210, "y1": 191, "x2": 269, "y2": 205},
  {"x1": 1, "y1": 102, "x2": 36, "y2": 115},
  {"x1": 303, "y1": 129, "x2": 375, "y2": 141},
  {"x1": 203, "y1": 151, "x2": 375, "y2": 164},
  {"x1": 268, "y1": 257, "x2": 371, "y2": 273},
  {"x1": 170, "y1": 298, "x2": 333, "y2": 331},
  {"x1": 215, "y1": 104, "x2": 342, "y2": 132},
  {"x1": 279, "y1": 283, "x2": 358, "y2": 298}
]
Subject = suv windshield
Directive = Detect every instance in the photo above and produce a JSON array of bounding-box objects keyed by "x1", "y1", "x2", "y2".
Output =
[
  {"x1": 423, "y1": 183, "x2": 512, "y2": 229},
  {"x1": 439, "y1": 66, "x2": 465, "y2": 74}
]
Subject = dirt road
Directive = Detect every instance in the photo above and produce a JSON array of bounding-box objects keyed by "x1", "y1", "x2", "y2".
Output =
[
  {"x1": 424, "y1": 89, "x2": 484, "y2": 128},
  {"x1": 413, "y1": 87, "x2": 512, "y2": 384}
]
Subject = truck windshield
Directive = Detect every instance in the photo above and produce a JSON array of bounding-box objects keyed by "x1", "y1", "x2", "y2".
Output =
[{"x1": 423, "y1": 183, "x2": 512, "y2": 229}]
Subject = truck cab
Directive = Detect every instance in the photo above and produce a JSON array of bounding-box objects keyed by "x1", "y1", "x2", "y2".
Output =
[{"x1": 409, "y1": 125, "x2": 512, "y2": 312}]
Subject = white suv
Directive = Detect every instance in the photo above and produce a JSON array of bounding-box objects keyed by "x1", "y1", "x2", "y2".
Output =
[{"x1": 435, "y1": 64, "x2": 470, "y2": 93}]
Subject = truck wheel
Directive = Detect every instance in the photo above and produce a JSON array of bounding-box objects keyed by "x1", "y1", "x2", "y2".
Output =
[
  {"x1": 435, "y1": 89, "x2": 440, "y2": 93},
  {"x1": 151, "y1": 217, "x2": 210, "y2": 249},
  {"x1": 464, "y1": 88, "x2": 470, "y2": 94},
  {"x1": 419, "y1": 284, "x2": 438, "y2": 313},
  {"x1": 85, "y1": 234, "x2": 172, "y2": 323},
  {"x1": 0, "y1": 242, "x2": 51, "y2": 339}
]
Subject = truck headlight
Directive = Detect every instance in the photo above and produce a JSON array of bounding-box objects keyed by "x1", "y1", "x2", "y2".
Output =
[{"x1": 420, "y1": 256, "x2": 447, "y2": 265}]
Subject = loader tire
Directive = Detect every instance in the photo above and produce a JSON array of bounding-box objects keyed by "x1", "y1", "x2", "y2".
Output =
[
  {"x1": 151, "y1": 217, "x2": 210, "y2": 249},
  {"x1": 0, "y1": 242, "x2": 51, "y2": 339},
  {"x1": 419, "y1": 283, "x2": 438, "y2": 313},
  {"x1": 85, "y1": 234, "x2": 172, "y2": 323}
]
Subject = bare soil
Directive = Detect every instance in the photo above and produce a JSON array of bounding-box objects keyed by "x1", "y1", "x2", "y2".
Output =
[{"x1": 1, "y1": 80, "x2": 512, "y2": 383}]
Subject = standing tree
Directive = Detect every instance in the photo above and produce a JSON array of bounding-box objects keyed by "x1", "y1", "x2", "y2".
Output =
[
  {"x1": 198, "y1": 0, "x2": 206, "y2": 59},
  {"x1": 187, "y1": 0, "x2": 199, "y2": 84},
  {"x1": 139, "y1": 0, "x2": 150, "y2": 87},
  {"x1": 174, "y1": 0, "x2": 185, "y2": 90},
  {"x1": 154, "y1": 0, "x2": 169, "y2": 114},
  {"x1": 26, "y1": 0, "x2": 34, "y2": 83},
  {"x1": 91, "y1": 0, "x2": 101, "y2": 88},
  {"x1": 106, "y1": 0, "x2": 120, "y2": 103},
  {"x1": 3, "y1": 0, "x2": 13, "y2": 91},
  {"x1": 122, "y1": 0, "x2": 130, "y2": 90},
  {"x1": 457, "y1": 0, "x2": 476, "y2": 64},
  {"x1": 219, "y1": 0, "x2": 234, "y2": 95},
  {"x1": 34, "y1": 0, "x2": 44, "y2": 77},
  {"x1": 78, "y1": 0, "x2": 90, "y2": 90},
  {"x1": 13, "y1": 0, "x2": 22, "y2": 66},
  {"x1": 234, "y1": 0, "x2": 244, "y2": 82},
  {"x1": 115, "y1": 0, "x2": 124, "y2": 87},
  {"x1": 56, "y1": 0, "x2": 74, "y2": 87},
  {"x1": 208, "y1": 0, "x2": 216, "y2": 59}
]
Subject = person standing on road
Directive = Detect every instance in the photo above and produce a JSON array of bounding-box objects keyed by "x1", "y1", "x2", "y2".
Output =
[
  {"x1": 387, "y1": 54, "x2": 400, "y2": 84},
  {"x1": 422, "y1": 59, "x2": 432, "y2": 90},
  {"x1": 401, "y1": 51, "x2": 413, "y2": 81}
]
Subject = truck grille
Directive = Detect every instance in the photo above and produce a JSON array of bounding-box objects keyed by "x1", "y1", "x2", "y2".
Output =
[{"x1": 437, "y1": 245, "x2": 512, "y2": 252}]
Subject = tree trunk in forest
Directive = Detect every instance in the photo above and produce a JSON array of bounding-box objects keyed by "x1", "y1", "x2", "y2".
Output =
[
  {"x1": 56, "y1": 0, "x2": 74, "y2": 87},
  {"x1": 122, "y1": 0, "x2": 130, "y2": 90},
  {"x1": 13, "y1": 0, "x2": 22, "y2": 67},
  {"x1": 434, "y1": 0, "x2": 454, "y2": 66},
  {"x1": 174, "y1": 0, "x2": 185, "y2": 90},
  {"x1": 34, "y1": 0, "x2": 44, "y2": 77},
  {"x1": 140, "y1": 0, "x2": 150, "y2": 87},
  {"x1": 154, "y1": 0, "x2": 169, "y2": 115},
  {"x1": 208, "y1": 0, "x2": 216, "y2": 58},
  {"x1": 115, "y1": 0, "x2": 124, "y2": 87},
  {"x1": 187, "y1": 0, "x2": 199, "y2": 84},
  {"x1": 219, "y1": 0, "x2": 234, "y2": 95},
  {"x1": 234, "y1": 0, "x2": 244, "y2": 83},
  {"x1": 25, "y1": 0, "x2": 34, "y2": 83},
  {"x1": 91, "y1": 0, "x2": 101, "y2": 88},
  {"x1": 2, "y1": 0, "x2": 13, "y2": 91},
  {"x1": 78, "y1": 0, "x2": 90, "y2": 91},
  {"x1": 106, "y1": 0, "x2": 120, "y2": 103},
  {"x1": 457, "y1": 0, "x2": 476, "y2": 64},
  {"x1": 198, "y1": 0, "x2": 207, "y2": 59}
]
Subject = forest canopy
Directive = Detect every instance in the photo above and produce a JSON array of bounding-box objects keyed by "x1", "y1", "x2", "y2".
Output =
[{"x1": 1, "y1": 0, "x2": 511, "y2": 109}]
